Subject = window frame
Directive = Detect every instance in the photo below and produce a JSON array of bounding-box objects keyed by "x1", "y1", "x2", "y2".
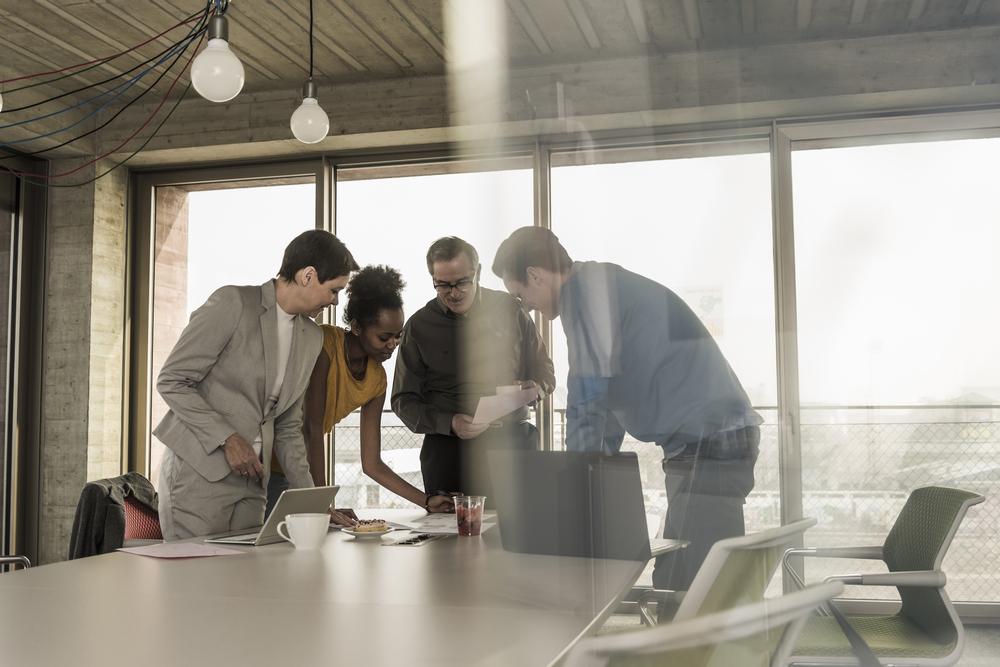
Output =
[{"x1": 125, "y1": 107, "x2": 1000, "y2": 619}]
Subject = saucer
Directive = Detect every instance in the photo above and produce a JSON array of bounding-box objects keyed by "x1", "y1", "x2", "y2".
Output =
[{"x1": 343, "y1": 527, "x2": 394, "y2": 539}]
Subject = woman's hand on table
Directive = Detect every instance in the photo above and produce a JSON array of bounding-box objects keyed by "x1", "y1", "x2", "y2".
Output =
[
  {"x1": 329, "y1": 508, "x2": 358, "y2": 527},
  {"x1": 426, "y1": 494, "x2": 455, "y2": 513}
]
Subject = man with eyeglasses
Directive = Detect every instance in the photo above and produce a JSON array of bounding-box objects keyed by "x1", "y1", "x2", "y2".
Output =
[{"x1": 391, "y1": 236, "x2": 555, "y2": 502}]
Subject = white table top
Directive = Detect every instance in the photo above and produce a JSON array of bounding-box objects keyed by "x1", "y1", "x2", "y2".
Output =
[{"x1": 0, "y1": 510, "x2": 674, "y2": 667}]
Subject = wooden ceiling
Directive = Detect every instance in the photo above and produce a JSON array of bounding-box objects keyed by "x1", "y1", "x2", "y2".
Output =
[{"x1": 2, "y1": 0, "x2": 999, "y2": 100}]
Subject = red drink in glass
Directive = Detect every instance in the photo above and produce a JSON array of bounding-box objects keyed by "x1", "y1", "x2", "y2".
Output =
[{"x1": 455, "y1": 496, "x2": 486, "y2": 536}]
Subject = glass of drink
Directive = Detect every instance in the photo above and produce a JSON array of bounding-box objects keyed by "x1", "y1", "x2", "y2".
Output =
[{"x1": 455, "y1": 495, "x2": 486, "y2": 536}]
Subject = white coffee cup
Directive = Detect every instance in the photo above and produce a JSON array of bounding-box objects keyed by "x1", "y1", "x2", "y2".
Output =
[
  {"x1": 276, "y1": 513, "x2": 329, "y2": 550},
  {"x1": 496, "y1": 384, "x2": 522, "y2": 395}
]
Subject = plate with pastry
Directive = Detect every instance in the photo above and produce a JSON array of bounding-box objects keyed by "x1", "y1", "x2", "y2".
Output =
[{"x1": 343, "y1": 519, "x2": 393, "y2": 539}]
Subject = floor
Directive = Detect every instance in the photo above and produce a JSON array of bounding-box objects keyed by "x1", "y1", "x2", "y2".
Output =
[{"x1": 598, "y1": 615, "x2": 1000, "y2": 665}]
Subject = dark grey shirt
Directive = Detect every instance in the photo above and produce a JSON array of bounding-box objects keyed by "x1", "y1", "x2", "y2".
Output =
[
  {"x1": 559, "y1": 261, "x2": 761, "y2": 453},
  {"x1": 391, "y1": 287, "x2": 556, "y2": 435}
]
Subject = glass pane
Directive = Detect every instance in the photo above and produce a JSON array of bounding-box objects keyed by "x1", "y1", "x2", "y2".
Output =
[
  {"x1": 550, "y1": 148, "x2": 777, "y2": 584},
  {"x1": 794, "y1": 137, "x2": 1000, "y2": 602},
  {"x1": 334, "y1": 165, "x2": 533, "y2": 509},
  {"x1": 148, "y1": 183, "x2": 315, "y2": 487}
]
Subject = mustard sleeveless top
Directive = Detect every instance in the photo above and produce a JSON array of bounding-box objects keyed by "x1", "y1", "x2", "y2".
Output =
[
  {"x1": 320, "y1": 325, "x2": 387, "y2": 433},
  {"x1": 270, "y1": 326, "x2": 387, "y2": 475}
]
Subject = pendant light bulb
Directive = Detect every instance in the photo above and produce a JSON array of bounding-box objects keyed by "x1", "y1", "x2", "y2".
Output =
[
  {"x1": 290, "y1": 79, "x2": 329, "y2": 144},
  {"x1": 191, "y1": 15, "x2": 245, "y2": 103}
]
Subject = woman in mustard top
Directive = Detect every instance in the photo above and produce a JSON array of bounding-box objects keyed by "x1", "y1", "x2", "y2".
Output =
[{"x1": 265, "y1": 266, "x2": 453, "y2": 519}]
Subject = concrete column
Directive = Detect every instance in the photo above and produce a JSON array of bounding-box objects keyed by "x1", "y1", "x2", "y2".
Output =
[
  {"x1": 39, "y1": 159, "x2": 127, "y2": 564},
  {"x1": 87, "y1": 168, "x2": 128, "y2": 483}
]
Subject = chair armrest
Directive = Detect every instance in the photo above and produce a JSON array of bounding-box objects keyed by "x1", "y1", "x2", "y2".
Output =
[
  {"x1": 0, "y1": 555, "x2": 31, "y2": 570},
  {"x1": 782, "y1": 546, "x2": 884, "y2": 589},
  {"x1": 635, "y1": 589, "x2": 684, "y2": 627},
  {"x1": 824, "y1": 570, "x2": 946, "y2": 588},
  {"x1": 783, "y1": 546, "x2": 884, "y2": 563}
]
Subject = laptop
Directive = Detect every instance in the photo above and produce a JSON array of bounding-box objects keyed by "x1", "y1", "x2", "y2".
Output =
[
  {"x1": 487, "y1": 450, "x2": 651, "y2": 562},
  {"x1": 204, "y1": 485, "x2": 340, "y2": 546}
]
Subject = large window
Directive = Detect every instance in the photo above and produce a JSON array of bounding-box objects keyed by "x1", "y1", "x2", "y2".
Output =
[
  {"x1": 129, "y1": 115, "x2": 1000, "y2": 614},
  {"x1": 147, "y1": 181, "x2": 315, "y2": 486},
  {"x1": 793, "y1": 136, "x2": 1000, "y2": 602},
  {"x1": 550, "y1": 144, "x2": 779, "y2": 555},
  {"x1": 333, "y1": 160, "x2": 533, "y2": 509}
]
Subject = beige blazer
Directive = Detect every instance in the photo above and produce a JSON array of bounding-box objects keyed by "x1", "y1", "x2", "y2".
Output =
[{"x1": 154, "y1": 280, "x2": 321, "y2": 487}]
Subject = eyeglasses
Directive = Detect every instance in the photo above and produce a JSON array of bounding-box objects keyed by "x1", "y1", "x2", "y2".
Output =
[{"x1": 432, "y1": 276, "x2": 476, "y2": 294}]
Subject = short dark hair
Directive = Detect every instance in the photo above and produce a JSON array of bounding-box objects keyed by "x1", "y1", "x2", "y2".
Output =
[
  {"x1": 278, "y1": 230, "x2": 359, "y2": 283},
  {"x1": 343, "y1": 265, "x2": 405, "y2": 329},
  {"x1": 492, "y1": 227, "x2": 573, "y2": 282},
  {"x1": 425, "y1": 236, "x2": 479, "y2": 274}
]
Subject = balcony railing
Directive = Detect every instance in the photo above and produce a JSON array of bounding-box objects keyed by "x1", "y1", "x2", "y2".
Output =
[{"x1": 334, "y1": 404, "x2": 1000, "y2": 602}]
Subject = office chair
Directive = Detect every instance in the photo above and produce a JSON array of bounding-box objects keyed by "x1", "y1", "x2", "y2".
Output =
[
  {"x1": 785, "y1": 486, "x2": 984, "y2": 667},
  {"x1": 68, "y1": 472, "x2": 162, "y2": 559},
  {"x1": 567, "y1": 581, "x2": 844, "y2": 667},
  {"x1": 636, "y1": 518, "x2": 818, "y2": 626}
]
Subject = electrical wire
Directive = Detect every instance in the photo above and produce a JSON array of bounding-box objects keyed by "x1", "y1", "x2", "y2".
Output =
[
  {"x1": 0, "y1": 11, "x2": 208, "y2": 160},
  {"x1": 309, "y1": 0, "x2": 315, "y2": 80},
  {"x1": 0, "y1": 8, "x2": 206, "y2": 93},
  {"x1": 0, "y1": 7, "x2": 210, "y2": 133},
  {"x1": 5, "y1": 30, "x2": 206, "y2": 180},
  {"x1": 0, "y1": 0, "x2": 231, "y2": 185},
  {"x1": 1, "y1": 10, "x2": 209, "y2": 113},
  {"x1": 0, "y1": 13, "x2": 209, "y2": 145},
  {"x1": 2, "y1": 83, "x2": 193, "y2": 188}
]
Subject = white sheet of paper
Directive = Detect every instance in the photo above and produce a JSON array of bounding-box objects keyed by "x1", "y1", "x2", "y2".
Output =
[
  {"x1": 397, "y1": 512, "x2": 497, "y2": 535},
  {"x1": 472, "y1": 388, "x2": 538, "y2": 424},
  {"x1": 118, "y1": 543, "x2": 245, "y2": 558}
]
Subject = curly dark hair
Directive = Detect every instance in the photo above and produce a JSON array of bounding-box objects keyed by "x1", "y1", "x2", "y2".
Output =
[{"x1": 343, "y1": 265, "x2": 405, "y2": 329}]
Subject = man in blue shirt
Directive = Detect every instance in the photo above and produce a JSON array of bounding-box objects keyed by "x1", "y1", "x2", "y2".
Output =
[{"x1": 492, "y1": 226, "x2": 761, "y2": 592}]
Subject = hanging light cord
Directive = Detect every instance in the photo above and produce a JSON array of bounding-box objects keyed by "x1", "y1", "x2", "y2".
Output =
[
  {"x1": 0, "y1": 18, "x2": 208, "y2": 139},
  {"x1": 3, "y1": 83, "x2": 193, "y2": 189},
  {"x1": 2, "y1": 12, "x2": 208, "y2": 115},
  {"x1": 0, "y1": 9, "x2": 206, "y2": 89},
  {"x1": 0, "y1": 8, "x2": 211, "y2": 160},
  {"x1": 2, "y1": 21, "x2": 209, "y2": 180},
  {"x1": 0, "y1": 0, "x2": 229, "y2": 185},
  {"x1": 309, "y1": 0, "x2": 315, "y2": 80}
]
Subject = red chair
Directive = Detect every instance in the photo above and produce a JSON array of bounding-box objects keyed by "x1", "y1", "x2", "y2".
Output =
[
  {"x1": 69, "y1": 472, "x2": 162, "y2": 558},
  {"x1": 123, "y1": 495, "x2": 163, "y2": 542}
]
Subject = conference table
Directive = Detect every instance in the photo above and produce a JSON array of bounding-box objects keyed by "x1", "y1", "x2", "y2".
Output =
[{"x1": 0, "y1": 510, "x2": 679, "y2": 666}]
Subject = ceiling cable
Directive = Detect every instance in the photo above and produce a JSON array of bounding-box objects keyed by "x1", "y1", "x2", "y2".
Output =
[
  {"x1": 0, "y1": 8, "x2": 207, "y2": 89},
  {"x1": 0, "y1": 13, "x2": 209, "y2": 160}
]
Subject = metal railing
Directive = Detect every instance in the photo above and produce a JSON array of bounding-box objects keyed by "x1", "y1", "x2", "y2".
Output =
[{"x1": 334, "y1": 405, "x2": 999, "y2": 602}]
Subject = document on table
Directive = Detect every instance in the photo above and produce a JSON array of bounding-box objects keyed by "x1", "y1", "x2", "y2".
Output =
[
  {"x1": 472, "y1": 388, "x2": 538, "y2": 425},
  {"x1": 118, "y1": 543, "x2": 245, "y2": 558},
  {"x1": 398, "y1": 512, "x2": 497, "y2": 535}
]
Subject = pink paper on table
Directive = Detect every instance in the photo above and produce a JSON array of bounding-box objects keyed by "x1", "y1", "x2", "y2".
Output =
[
  {"x1": 118, "y1": 543, "x2": 245, "y2": 558},
  {"x1": 472, "y1": 388, "x2": 538, "y2": 424}
]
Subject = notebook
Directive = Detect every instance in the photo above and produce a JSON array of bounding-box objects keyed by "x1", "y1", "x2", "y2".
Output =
[
  {"x1": 487, "y1": 450, "x2": 651, "y2": 562},
  {"x1": 204, "y1": 485, "x2": 339, "y2": 546}
]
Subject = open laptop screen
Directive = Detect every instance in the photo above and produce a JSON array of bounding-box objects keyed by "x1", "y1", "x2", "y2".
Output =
[{"x1": 205, "y1": 485, "x2": 339, "y2": 546}]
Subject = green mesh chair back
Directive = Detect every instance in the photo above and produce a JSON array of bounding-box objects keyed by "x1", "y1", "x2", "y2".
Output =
[
  {"x1": 676, "y1": 519, "x2": 817, "y2": 621},
  {"x1": 882, "y1": 486, "x2": 984, "y2": 645},
  {"x1": 566, "y1": 582, "x2": 842, "y2": 667}
]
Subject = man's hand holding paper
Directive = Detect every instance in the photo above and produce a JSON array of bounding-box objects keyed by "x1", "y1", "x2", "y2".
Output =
[{"x1": 472, "y1": 384, "x2": 541, "y2": 425}]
